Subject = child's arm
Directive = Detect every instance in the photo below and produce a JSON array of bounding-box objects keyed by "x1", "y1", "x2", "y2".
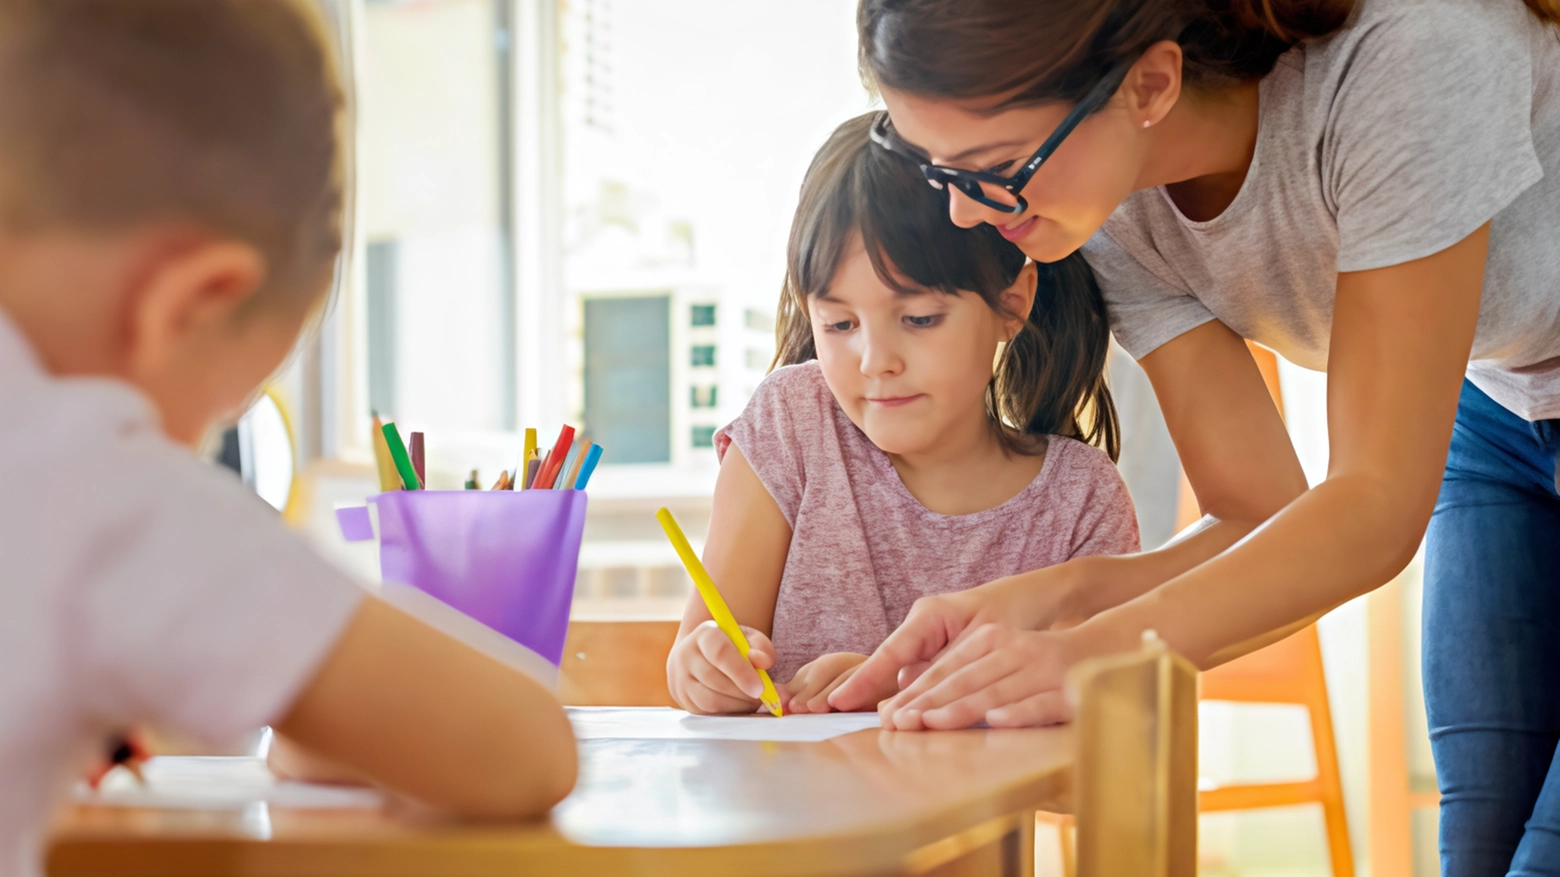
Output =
[
  {"x1": 272, "y1": 596, "x2": 578, "y2": 819},
  {"x1": 666, "y1": 444, "x2": 793, "y2": 714}
]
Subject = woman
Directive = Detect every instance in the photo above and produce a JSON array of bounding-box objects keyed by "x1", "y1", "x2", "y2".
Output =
[{"x1": 824, "y1": 0, "x2": 1560, "y2": 872}]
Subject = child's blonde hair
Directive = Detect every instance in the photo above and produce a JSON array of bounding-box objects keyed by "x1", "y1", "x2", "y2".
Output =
[{"x1": 0, "y1": 0, "x2": 346, "y2": 312}]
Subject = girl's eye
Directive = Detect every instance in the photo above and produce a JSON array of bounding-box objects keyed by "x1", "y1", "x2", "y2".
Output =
[
  {"x1": 904, "y1": 314, "x2": 943, "y2": 328},
  {"x1": 824, "y1": 319, "x2": 855, "y2": 332}
]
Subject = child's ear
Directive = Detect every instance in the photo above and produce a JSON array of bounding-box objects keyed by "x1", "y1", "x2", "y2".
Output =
[
  {"x1": 126, "y1": 240, "x2": 267, "y2": 379},
  {"x1": 999, "y1": 262, "x2": 1040, "y2": 340}
]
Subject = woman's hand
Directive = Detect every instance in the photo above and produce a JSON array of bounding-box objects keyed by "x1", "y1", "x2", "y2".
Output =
[
  {"x1": 667, "y1": 620, "x2": 779, "y2": 715},
  {"x1": 828, "y1": 565, "x2": 1088, "y2": 713},
  {"x1": 872, "y1": 624, "x2": 1078, "y2": 730},
  {"x1": 784, "y1": 653, "x2": 880, "y2": 713}
]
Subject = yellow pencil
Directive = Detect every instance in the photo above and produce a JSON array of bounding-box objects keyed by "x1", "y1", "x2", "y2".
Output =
[
  {"x1": 370, "y1": 413, "x2": 400, "y2": 492},
  {"x1": 522, "y1": 427, "x2": 537, "y2": 479},
  {"x1": 655, "y1": 508, "x2": 783, "y2": 717}
]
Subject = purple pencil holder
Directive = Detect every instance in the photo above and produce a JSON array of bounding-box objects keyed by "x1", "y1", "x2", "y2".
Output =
[{"x1": 337, "y1": 490, "x2": 587, "y2": 667}]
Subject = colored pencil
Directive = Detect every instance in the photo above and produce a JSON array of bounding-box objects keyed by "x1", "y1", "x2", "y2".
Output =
[
  {"x1": 560, "y1": 439, "x2": 592, "y2": 490},
  {"x1": 656, "y1": 509, "x2": 782, "y2": 717},
  {"x1": 369, "y1": 413, "x2": 400, "y2": 492},
  {"x1": 534, "y1": 426, "x2": 575, "y2": 489},
  {"x1": 409, "y1": 432, "x2": 426, "y2": 487},
  {"x1": 523, "y1": 452, "x2": 541, "y2": 490},
  {"x1": 574, "y1": 443, "x2": 604, "y2": 490},
  {"x1": 380, "y1": 422, "x2": 421, "y2": 490}
]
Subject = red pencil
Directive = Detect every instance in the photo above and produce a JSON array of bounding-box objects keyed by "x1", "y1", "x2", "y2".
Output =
[
  {"x1": 409, "y1": 432, "x2": 426, "y2": 486},
  {"x1": 534, "y1": 425, "x2": 575, "y2": 489}
]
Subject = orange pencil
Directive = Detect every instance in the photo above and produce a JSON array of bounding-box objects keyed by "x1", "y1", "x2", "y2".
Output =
[{"x1": 534, "y1": 425, "x2": 575, "y2": 489}]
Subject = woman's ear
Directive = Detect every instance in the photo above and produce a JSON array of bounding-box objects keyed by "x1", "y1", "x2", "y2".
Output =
[
  {"x1": 126, "y1": 239, "x2": 267, "y2": 380},
  {"x1": 1124, "y1": 40, "x2": 1183, "y2": 129},
  {"x1": 1000, "y1": 262, "x2": 1040, "y2": 340}
]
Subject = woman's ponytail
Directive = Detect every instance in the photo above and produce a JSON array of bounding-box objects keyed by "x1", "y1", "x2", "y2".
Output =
[{"x1": 993, "y1": 251, "x2": 1120, "y2": 462}]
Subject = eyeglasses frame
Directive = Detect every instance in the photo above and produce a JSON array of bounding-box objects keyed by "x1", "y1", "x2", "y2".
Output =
[{"x1": 869, "y1": 60, "x2": 1137, "y2": 215}]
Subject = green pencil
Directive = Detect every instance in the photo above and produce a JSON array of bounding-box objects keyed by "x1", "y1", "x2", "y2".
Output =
[{"x1": 380, "y1": 422, "x2": 422, "y2": 490}]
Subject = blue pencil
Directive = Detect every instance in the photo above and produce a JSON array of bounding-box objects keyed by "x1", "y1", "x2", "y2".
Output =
[{"x1": 573, "y1": 444, "x2": 604, "y2": 490}]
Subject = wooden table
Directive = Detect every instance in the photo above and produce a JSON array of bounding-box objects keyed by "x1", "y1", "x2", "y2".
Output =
[{"x1": 48, "y1": 726, "x2": 1073, "y2": 877}]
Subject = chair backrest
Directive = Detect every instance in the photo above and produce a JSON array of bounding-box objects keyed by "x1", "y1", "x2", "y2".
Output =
[
  {"x1": 1071, "y1": 633, "x2": 1199, "y2": 877},
  {"x1": 1199, "y1": 624, "x2": 1327, "y2": 706},
  {"x1": 558, "y1": 619, "x2": 681, "y2": 707}
]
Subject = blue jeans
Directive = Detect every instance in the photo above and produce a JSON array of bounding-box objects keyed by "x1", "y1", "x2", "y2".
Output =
[{"x1": 1425, "y1": 379, "x2": 1560, "y2": 877}]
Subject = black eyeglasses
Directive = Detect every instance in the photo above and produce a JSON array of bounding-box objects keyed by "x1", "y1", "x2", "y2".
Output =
[{"x1": 869, "y1": 61, "x2": 1135, "y2": 215}]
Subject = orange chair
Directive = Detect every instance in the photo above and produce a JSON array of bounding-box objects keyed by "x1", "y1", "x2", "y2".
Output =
[
  {"x1": 558, "y1": 619, "x2": 680, "y2": 707},
  {"x1": 1199, "y1": 624, "x2": 1354, "y2": 877}
]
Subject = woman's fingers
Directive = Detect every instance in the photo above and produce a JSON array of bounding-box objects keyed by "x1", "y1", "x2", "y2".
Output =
[
  {"x1": 917, "y1": 670, "x2": 1042, "y2": 730},
  {"x1": 879, "y1": 623, "x2": 1010, "y2": 716},
  {"x1": 985, "y1": 690, "x2": 1072, "y2": 728},
  {"x1": 830, "y1": 597, "x2": 966, "y2": 711}
]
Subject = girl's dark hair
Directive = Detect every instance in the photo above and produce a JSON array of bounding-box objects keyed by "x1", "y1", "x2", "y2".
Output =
[{"x1": 775, "y1": 113, "x2": 1119, "y2": 460}]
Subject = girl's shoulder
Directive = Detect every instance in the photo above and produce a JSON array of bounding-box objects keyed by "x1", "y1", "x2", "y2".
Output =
[{"x1": 1035, "y1": 436, "x2": 1142, "y2": 556}]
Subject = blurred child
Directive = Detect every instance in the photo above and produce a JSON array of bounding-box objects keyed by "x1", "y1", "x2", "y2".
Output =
[
  {"x1": 0, "y1": 3, "x2": 574, "y2": 874},
  {"x1": 666, "y1": 113, "x2": 1140, "y2": 715}
]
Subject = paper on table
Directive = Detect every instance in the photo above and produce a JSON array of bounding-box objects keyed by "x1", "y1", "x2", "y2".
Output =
[
  {"x1": 568, "y1": 707, "x2": 883, "y2": 742},
  {"x1": 75, "y1": 757, "x2": 383, "y2": 810}
]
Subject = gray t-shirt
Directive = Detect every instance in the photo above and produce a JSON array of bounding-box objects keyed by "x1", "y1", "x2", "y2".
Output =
[{"x1": 1084, "y1": 0, "x2": 1560, "y2": 420}]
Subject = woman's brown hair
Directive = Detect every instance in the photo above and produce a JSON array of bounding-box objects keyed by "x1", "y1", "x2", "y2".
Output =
[
  {"x1": 775, "y1": 113, "x2": 1120, "y2": 460},
  {"x1": 862, "y1": 0, "x2": 1556, "y2": 108}
]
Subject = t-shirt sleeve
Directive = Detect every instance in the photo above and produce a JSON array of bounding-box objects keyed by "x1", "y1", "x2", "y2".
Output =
[
  {"x1": 1061, "y1": 441, "x2": 1142, "y2": 558},
  {"x1": 1324, "y1": 2, "x2": 1544, "y2": 272},
  {"x1": 714, "y1": 364, "x2": 816, "y2": 527},
  {"x1": 1081, "y1": 228, "x2": 1218, "y2": 360},
  {"x1": 73, "y1": 439, "x2": 364, "y2": 744}
]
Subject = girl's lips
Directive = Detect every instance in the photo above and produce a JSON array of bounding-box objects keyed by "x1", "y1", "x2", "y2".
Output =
[
  {"x1": 997, "y1": 216, "x2": 1039, "y2": 242},
  {"x1": 866, "y1": 394, "x2": 924, "y2": 408}
]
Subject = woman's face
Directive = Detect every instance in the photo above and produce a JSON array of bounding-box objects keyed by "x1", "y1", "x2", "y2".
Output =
[
  {"x1": 809, "y1": 236, "x2": 1034, "y2": 458},
  {"x1": 880, "y1": 84, "x2": 1148, "y2": 264}
]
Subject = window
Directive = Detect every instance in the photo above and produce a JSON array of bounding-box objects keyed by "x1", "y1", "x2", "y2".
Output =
[
  {"x1": 584, "y1": 296, "x2": 671, "y2": 463},
  {"x1": 690, "y1": 345, "x2": 717, "y2": 368},
  {"x1": 690, "y1": 304, "x2": 717, "y2": 327},
  {"x1": 691, "y1": 426, "x2": 717, "y2": 449},
  {"x1": 690, "y1": 385, "x2": 718, "y2": 409},
  {"x1": 745, "y1": 308, "x2": 773, "y2": 333},
  {"x1": 745, "y1": 348, "x2": 771, "y2": 370}
]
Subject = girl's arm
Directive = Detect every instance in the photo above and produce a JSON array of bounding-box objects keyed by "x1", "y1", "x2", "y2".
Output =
[
  {"x1": 862, "y1": 224, "x2": 1488, "y2": 729},
  {"x1": 666, "y1": 444, "x2": 794, "y2": 714},
  {"x1": 272, "y1": 596, "x2": 578, "y2": 818}
]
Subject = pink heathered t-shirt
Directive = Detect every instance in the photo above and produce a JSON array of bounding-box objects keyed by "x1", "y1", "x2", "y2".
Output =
[{"x1": 715, "y1": 361, "x2": 1141, "y2": 684}]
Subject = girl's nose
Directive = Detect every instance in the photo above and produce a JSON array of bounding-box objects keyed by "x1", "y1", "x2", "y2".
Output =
[{"x1": 858, "y1": 329, "x2": 904, "y2": 378}]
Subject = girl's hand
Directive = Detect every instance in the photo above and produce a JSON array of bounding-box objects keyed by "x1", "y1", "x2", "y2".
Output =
[
  {"x1": 667, "y1": 620, "x2": 779, "y2": 715},
  {"x1": 783, "y1": 653, "x2": 880, "y2": 713},
  {"x1": 828, "y1": 567, "x2": 1085, "y2": 713},
  {"x1": 875, "y1": 623, "x2": 1079, "y2": 730}
]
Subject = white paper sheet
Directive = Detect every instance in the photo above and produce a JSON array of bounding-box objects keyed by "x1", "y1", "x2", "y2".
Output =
[
  {"x1": 75, "y1": 756, "x2": 383, "y2": 810},
  {"x1": 568, "y1": 707, "x2": 884, "y2": 742}
]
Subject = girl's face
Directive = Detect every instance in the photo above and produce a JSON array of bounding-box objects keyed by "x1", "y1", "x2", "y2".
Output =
[
  {"x1": 810, "y1": 237, "x2": 1035, "y2": 457},
  {"x1": 879, "y1": 85, "x2": 1148, "y2": 264}
]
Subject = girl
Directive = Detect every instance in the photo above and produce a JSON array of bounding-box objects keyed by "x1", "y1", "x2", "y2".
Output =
[
  {"x1": 826, "y1": 0, "x2": 1560, "y2": 873},
  {"x1": 0, "y1": 4, "x2": 574, "y2": 874},
  {"x1": 665, "y1": 113, "x2": 1140, "y2": 716}
]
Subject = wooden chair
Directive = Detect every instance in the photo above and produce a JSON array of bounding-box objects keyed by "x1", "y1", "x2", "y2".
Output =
[
  {"x1": 1199, "y1": 624, "x2": 1354, "y2": 877},
  {"x1": 558, "y1": 619, "x2": 680, "y2": 706},
  {"x1": 1069, "y1": 632, "x2": 1199, "y2": 877}
]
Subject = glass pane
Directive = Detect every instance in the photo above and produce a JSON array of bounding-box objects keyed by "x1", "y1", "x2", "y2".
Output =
[
  {"x1": 584, "y1": 296, "x2": 671, "y2": 463},
  {"x1": 359, "y1": 0, "x2": 509, "y2": 431},
  {"x1": 559, "y1": 0, "x2": 867, "y2": 460}
]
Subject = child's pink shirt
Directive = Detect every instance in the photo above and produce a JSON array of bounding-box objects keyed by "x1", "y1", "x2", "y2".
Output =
[{"x1": 715, "y1": 362, "x2": 1141, "y2": 684}]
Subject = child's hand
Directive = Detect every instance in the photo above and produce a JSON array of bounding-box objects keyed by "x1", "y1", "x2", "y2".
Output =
[
  {"x1": 784, "y1": 653, "x2": 883, "y2": 713},
  {"x1": 667, "y1": 620, "x2": 779, "y2": 715}
]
